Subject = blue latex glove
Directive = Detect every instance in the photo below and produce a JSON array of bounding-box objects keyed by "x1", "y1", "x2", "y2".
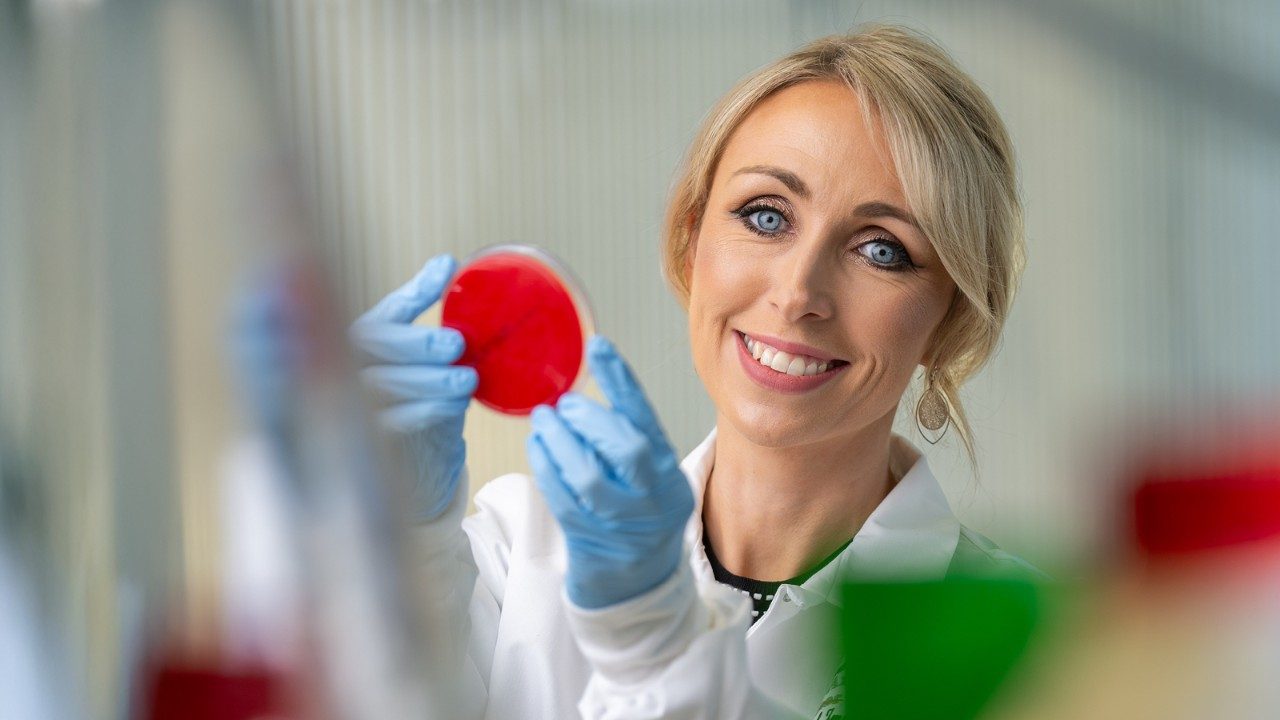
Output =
[
  {"x1": 527, "y1": 335, "x2": 695, "y2": 609},
  {"x1": 349, "y1": 254, "x2": 478, "y2": 521}
]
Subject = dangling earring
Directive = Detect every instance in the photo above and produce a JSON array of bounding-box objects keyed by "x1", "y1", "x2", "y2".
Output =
[{"x1": 916, "y1": 372, "x2": 951, "y2": 445}]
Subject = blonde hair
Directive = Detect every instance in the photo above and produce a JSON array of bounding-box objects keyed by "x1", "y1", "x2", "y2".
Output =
[{"x1": 661, "y1": 24, "x2": 1025, "y2": 468}]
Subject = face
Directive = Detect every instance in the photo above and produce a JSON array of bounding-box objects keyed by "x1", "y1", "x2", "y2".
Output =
[{"x1": 686, "y1": 80, "x2": 957, "y2": 449}]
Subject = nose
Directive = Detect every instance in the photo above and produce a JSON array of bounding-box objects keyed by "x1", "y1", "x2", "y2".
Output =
[{"x1": 766, "y1": 239, "x2": 837, "y2": 323}]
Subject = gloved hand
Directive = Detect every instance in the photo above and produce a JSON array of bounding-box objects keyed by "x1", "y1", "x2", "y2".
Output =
[
  {"x1": 527, "y1": 335, "x2": 695, "y2": 609},
  {"x1": 349, "y1": 254, "x2": 478, "y2": 522}
]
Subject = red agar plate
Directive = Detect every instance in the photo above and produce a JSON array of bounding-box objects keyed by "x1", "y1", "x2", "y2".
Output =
[{"x1": 441, "y1": 245, "x2": 593, "y2": 416}]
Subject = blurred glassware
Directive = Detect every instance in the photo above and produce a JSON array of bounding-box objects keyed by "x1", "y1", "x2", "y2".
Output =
[{"x1": 986, "y1": 408, "x2": 1280, "y2": 720}]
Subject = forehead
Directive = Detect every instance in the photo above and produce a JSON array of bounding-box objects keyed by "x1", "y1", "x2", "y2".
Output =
[{"x1": 716, "y1": 80, "x2": 905, "y2": 205}]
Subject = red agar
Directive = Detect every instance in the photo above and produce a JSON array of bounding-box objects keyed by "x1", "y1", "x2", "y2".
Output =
[{"x1": 441, "y1": 250, "x2": 586, "y2": 415}]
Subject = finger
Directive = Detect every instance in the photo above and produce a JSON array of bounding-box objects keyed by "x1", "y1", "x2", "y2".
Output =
[
  {"x1": 349, "y1": 324, "x2": 465, "y2": 364},
  {"x1": 357, "y1": 254, "x2": 456, "y2": 325},
  {"x1": 360, "y1": 365, "x2": 477, "y2": 402},
  {"x1": 527, "y1": 432, "x2": 585, "y2": 519},
  {"x1": 554, "y1": 393, "x2": 650, "y2": 483},
  {"x1": 530, "y1": 405, "x2": 622, "y2": 514},
  {"x1": 378, "y1": 397, "x2": 471, "y2": 432},
  {"x1": 585, "y1": 335, "x2": 671, "y2": 453}
]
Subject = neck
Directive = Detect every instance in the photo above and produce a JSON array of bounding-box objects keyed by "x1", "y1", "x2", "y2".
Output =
[{"x1": 701, "y1": 412, "x2": 897, "y2": 582}]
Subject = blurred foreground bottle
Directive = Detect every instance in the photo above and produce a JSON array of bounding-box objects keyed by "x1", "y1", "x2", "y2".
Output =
[
  {"x1": 985, "y1": 410, "x2": 1280, "y2": 719},
  {"x1": 141, "y1": 255, "x2": 451, "y2": 720},
  {"x1": 839, "y1": 574, "x2": 1057, "y2": 720}
]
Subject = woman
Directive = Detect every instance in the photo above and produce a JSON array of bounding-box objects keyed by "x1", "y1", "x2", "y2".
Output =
[{"x1": 351, "y1": 24, "x2": 1036, "y2": 719}]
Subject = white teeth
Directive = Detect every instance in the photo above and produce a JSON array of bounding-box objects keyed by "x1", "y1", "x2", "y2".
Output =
[{"x1": 742, "y1": 332, "x2": 837, "y2": 377}]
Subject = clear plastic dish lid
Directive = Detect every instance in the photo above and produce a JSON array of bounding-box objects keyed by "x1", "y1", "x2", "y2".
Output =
[{"x1": 441, "y1": 244, "x2": 595, "y2": 416}]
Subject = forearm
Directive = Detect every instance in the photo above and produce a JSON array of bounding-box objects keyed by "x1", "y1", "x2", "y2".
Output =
[{"x1": 407, "y1": 466, "x2": 492, "y2": 719}]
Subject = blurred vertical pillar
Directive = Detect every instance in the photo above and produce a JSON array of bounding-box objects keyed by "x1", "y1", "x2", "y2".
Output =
[
  {"x1": 23, "y1": 0, "x2": 180, "y2": 713},
  {"x1": 0, "y1": 4, "x2": 31, "y2": 419},
  {"x1": 158, "y1": 0, "x2": 287, "y2": 655},
  {"x1": 97, "y1": 0, "x2": 179, "y2": 621},
  {"x1": 25, "y1": 3, "x2": 120, "y2": 716}
]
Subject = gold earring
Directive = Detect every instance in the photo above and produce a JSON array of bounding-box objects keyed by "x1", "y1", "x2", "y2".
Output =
[{"x1": 916, "y1": 375, "x2": 951, "y2": 444}]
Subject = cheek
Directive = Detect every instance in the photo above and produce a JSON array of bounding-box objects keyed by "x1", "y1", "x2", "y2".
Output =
[
  {"x1": 846, "y1": 282, "x2": 950, "y2": 369},
  {"x1": 691, "y1": 236, "x2": 758, "y2": 295},
  {"x1": 686, "y1": 239, "x2": 769, "y2": 389},
  {"x1": 688, "y1": 238, "x2": 763, "y2": 328}
]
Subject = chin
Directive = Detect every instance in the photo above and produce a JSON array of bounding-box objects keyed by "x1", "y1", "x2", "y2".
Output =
[{"x1": 722, "y1": 399, "x2": 829, "y2": 449}]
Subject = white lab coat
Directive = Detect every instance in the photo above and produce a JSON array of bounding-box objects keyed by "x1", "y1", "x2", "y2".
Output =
[{"x1": 412, "y1": 428, "x2": 1039, "y2": 719}]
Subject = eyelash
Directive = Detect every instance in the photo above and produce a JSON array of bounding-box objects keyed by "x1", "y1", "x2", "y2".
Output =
[{"x1": 730, "y1": 199, "x2": 919, "y2": 273}]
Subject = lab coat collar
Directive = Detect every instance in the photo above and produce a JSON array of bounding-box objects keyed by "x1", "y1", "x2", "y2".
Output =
[{"x1": 680, "y1": 427, "x2": 962, "y2": 608}]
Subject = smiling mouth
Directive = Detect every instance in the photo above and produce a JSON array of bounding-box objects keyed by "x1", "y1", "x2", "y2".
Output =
[{"x1": 736, "y1": 331, "x2": 849, "y2": 378}]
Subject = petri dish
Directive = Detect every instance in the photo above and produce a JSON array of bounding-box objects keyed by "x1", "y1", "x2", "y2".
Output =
[{"x1": 441, "y1": 244, "x2": 594, "y2": 416}]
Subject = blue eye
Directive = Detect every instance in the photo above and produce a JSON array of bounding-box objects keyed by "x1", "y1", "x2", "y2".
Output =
[
  {"x1": 734, "y1": 203, "x2": 790, "y2": 236},
  {"x1": 748, "y1": 208, "x2": 786, "y2": 233},
  {"x1": 859, "y1": 239, "x2": 912, "y2": 270}
]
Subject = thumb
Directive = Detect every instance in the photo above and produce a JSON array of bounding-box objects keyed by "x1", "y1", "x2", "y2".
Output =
[{"x1": 357, "y1": 254, "x2": 457, "y2": 325}]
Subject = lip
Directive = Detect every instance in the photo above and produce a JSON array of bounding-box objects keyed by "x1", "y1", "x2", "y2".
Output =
[
  {"x1": 736, "y1": 330, "x2": 845, "y2": 364},
  {"x1": 734, "y1": 331, "x2": 846, "y2": 394}
]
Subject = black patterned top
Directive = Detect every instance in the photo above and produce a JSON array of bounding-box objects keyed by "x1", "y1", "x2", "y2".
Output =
[{"x1": 702, "y1": 533, "x2": 853, "y2": 624}]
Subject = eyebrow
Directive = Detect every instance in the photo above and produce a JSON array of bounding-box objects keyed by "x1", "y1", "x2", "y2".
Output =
[
  {"x1": 731, "y1": 165, "x2": 922, "y2": 232},
  {"x1": 732, "y1": 165, "x2": 811, "y2": 199},
  {"x1": 852, "y1": 201, "x2": 922, "y2": 232}
]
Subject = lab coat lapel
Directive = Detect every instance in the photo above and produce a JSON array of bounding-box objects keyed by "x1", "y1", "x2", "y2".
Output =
[
  {"x1": 680, "y1": 428, "x2": 719, "y2": 589},
  {"x1": 805, "y1": 444, "x2": 962, "y2": 600},
  {"x1": 677, "y1": 428, "x2": 963, "y2": 716}
]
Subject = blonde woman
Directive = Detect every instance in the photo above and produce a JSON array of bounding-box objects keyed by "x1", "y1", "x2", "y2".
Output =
[{"x1": 351, "y1": 24, "x2": 1038, "y2": 719}]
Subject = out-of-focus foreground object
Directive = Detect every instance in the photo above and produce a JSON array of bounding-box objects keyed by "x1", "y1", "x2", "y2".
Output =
[
  {"x1": 838, "y1": 406, "x2": 1280, "y2": 720},
  {"x1": 1, "y1": 0, "x2": 460, "y2": 717},
  {"x1": 839, "y1": 576, "x2": 1062, "y2": 720},
  {"x1": 202, "y1": 256, "x2": 445, "y2": 720},
  {"x1": 1, "y1": 3, "x2": 76, "y2": 718},
  {"x1": 984, "y1": 406, "x2": 1280, "y2": 720}
]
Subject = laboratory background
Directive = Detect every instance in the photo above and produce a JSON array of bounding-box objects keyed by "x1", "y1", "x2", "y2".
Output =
[{"x1": 2, "y1": 0, "x2": 1278, "y2": 718}]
